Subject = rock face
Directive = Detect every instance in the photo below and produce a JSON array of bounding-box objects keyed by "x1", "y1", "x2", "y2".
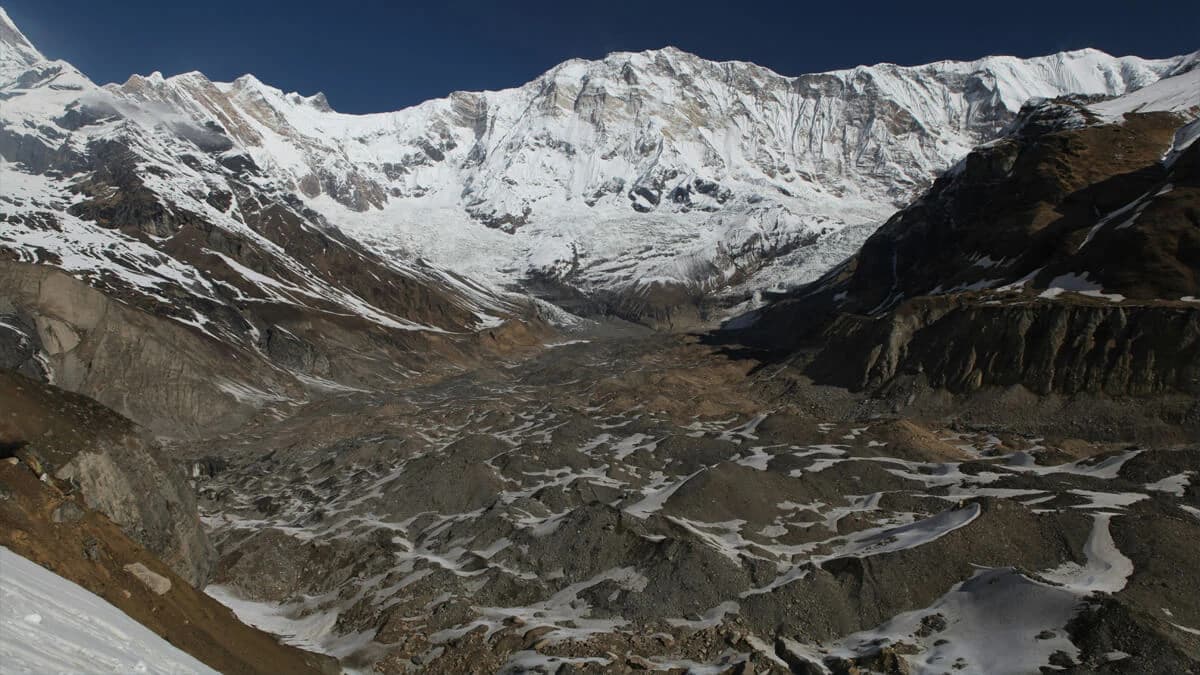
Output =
[
  {"x1": 0, "y1": 370, "x2": 214, "y2": 586},
  {"x1": 2, "y1": 8, "x2": 1193, "y2": 327},
  {"x1": 731, "y1": 66, "x2": 1200, "y2": 398},
  {"x1": 810, "y1": 297, "x2": 1200, "y2": 395},
  {"x1": 0, "y1": 263, "x2": 300, "y2": 436}
]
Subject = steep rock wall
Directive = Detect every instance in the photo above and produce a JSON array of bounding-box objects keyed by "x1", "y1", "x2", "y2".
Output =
[{"x1": 810, "y1": 298, "x2": 1200, "y2": 396}]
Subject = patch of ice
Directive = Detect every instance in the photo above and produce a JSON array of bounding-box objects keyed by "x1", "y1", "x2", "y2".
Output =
[
  {"x1": 829, "y1": 567, "x2": 1080, "y2": 675},
  {"x1": 1145, "y1": 471, "x2": 1192, "y2": 497},
  {"x1": 1039, "y1": 513, "x2": 1133, "y2": 593},
  {"x1": 1067, "y1": 490, "x2": 1149, "y2": 510}
]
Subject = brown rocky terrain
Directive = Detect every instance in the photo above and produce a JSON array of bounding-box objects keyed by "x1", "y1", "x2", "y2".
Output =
[
  {"x1": 0, "y1": 369, "x2": 213, "y2": 583},
  {"x1": 0, "y1": 371, "x2": 337, "y2": 673}
]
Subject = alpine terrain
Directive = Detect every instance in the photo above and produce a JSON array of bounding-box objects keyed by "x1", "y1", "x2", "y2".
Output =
[{"x1": 2, "y1": 5, "x2": 1199, "y2": 674}]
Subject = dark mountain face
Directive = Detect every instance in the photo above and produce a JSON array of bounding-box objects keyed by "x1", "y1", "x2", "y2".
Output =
[{"x1": 837, "y1": 110, "x2": 1198, "y2": 313}]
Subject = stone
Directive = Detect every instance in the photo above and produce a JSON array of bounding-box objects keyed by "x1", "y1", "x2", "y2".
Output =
[
  {"x1": 123, "y1": 562, "x2": 172, "y2": 596},
  {"x1": 51, "y1": 500, "x2": 85, "y2": 523},
  {"x1": 82, "y1": 538, "x2": 101, "y2": 561}
]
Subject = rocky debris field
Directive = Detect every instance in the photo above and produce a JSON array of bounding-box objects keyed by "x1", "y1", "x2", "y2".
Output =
[{"x1": 181, "y1": 334, "x2": 1200, "y2": 674}]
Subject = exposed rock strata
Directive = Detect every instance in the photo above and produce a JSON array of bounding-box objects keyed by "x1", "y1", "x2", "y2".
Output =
[{"x1": 0, "y1": 370, "x2": 214, "y2": 585}]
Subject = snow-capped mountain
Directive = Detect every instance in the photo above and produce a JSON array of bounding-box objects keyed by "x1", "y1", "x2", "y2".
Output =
[
  {"x1": 0, "y1": 9, "x2": 513, "y2": 334},
  {"x1": 0, "y1": 8, "x2": 544, "y2": 435},
  {"x1": 1, "y1": 5, "x2": 1194, "y2": 330},
  {"x1": 760, "y1": 63, "x2": 1200, "y2": 320},
  {"x1": 102, "y1": 37, "x2": 1190, "y2": 323}
]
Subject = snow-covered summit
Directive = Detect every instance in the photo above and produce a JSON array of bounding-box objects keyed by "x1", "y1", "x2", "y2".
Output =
[
  {"x1": 97, "y1": 39, "x2": 1190, "y2": 322},
  {"x1": 0, "y1": 8, "x2": 536, "y2": 427},
  {"x1": 1, "y1": 6, "x2": 1196, "y2": 325},
  {"x1": 0, "y1": 6, "x2": 42, "y2": 78},
  {"x1": 1091, "y1": 63, "x2": 1200, "y2": 122}
]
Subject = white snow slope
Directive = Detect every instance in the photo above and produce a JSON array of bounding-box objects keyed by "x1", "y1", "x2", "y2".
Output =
[
  {"x1": 0, "y1": 6, "x2": 516, "y2": 344},
  {"x1": 0, "y1": 546, "x2": 218, "y2": 674},
  {"x1": 1, "y1": 5, "x2": 1196, "y2": 316}
]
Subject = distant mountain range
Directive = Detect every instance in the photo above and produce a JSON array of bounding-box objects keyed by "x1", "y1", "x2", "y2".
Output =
[{"x1": 2, "y1": 7, "x2": 1195, "y2": 328}]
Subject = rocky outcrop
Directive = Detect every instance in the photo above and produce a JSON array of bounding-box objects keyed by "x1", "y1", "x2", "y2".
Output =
[
  {"x1": 808, "y1": 297, "x2": 1200, "y2": 395},
  {"x1": 0, "y1": 262, "x2": 300, "y2": 436},
  {"x1": 0, "y1": 308, "x2": 47, "y2": 380},
  {"x1": 0, "y1": 369, "x2": 215, "y2": 586}
]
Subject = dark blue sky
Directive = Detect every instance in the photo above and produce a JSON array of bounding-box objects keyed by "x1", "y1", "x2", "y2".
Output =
[{"x1": 8, "y1": 1, "x2": 1196, "y2": 114}]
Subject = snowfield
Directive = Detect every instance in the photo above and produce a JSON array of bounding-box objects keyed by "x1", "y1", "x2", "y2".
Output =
[{"x1": 0, "y1": 546, "x2": 218, "y2": 674}]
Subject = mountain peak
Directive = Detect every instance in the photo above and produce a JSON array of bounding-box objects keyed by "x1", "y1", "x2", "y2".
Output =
[
  {"x1": 0, "y1": 6, "x2": 35, "y2": 50},
  {"x1": 3, "y1": 9, "x2": 1196, "y2": 331},
  {"x1": 0, "y1": 6, "x2": 45, "y2": 76}
]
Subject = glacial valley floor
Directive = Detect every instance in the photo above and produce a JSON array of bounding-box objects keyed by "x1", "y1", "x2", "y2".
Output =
[{"x1": 180, "y1": 331, "x2": 1200, "y2": 674}]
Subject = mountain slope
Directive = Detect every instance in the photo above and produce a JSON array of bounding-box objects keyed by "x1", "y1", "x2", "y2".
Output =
[
  {"x1": 725, "y1": 66, "x2": 1200, "y2": 398},
  {"x1": 0, "y1": 436, "x2": 338, "y2": 674},
  {"x1": 97, "y1": 26, "x2": 1189, "y2": 325},
  {"x1": 0, "y1": 8, "x2": 547, "y2": 434},
  {"x1": 0, "y1": 369, "x2": 214, "y2": 584}
]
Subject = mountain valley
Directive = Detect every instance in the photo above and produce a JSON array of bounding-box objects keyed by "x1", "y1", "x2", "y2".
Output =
[{"x1": 1, "y1": 6, "x2": 1199, "y2": 674}]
